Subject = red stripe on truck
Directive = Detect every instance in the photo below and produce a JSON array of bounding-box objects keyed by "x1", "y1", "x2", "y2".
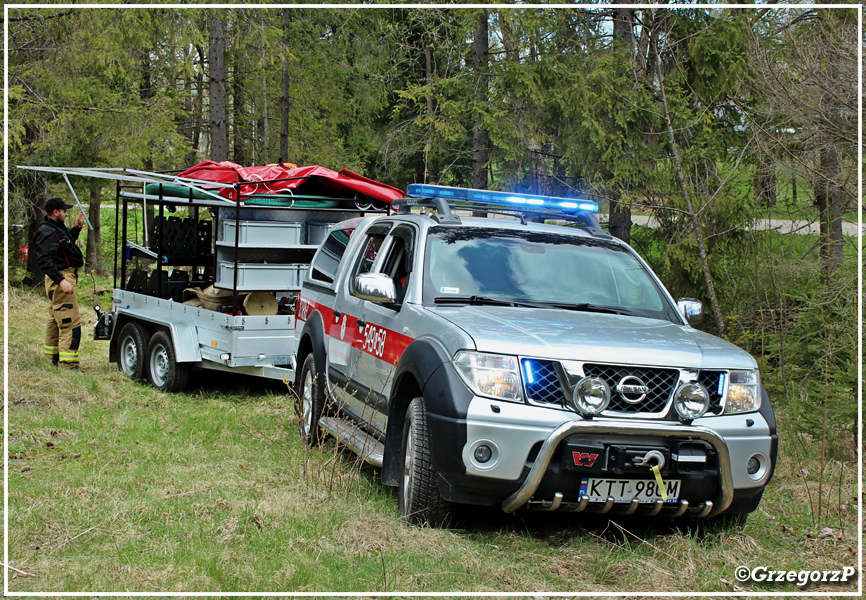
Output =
[{"x1": 295, "y1": 294, "x2": 414, "y2": 366}]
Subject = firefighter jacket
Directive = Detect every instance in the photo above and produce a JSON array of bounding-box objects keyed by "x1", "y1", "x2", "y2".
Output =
[{"x1": 33, "y1": 217, "x2": 84, "y2": 284}]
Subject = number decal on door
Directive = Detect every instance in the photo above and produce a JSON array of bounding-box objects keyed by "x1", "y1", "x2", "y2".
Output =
[{"x1": 362, "y1": 324, "x2": 387, "y2": 358}]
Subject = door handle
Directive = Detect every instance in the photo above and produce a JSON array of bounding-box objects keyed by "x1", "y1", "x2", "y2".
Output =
[
  {"x1": 357, "y1": 319, "x2": 366, "y2": 330},
  {"x1": 333, "y1": 309, "x2": 342, "y2": 321}
]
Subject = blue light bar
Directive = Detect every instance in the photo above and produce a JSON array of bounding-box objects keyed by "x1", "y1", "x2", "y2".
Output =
[{"x1": 407, "y1": 184, "x2": 599, "y2": 213}]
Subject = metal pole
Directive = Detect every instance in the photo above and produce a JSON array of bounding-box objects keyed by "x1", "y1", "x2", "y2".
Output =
[{"x1": 62, "y1": 174, "x2": 94, "y2": 230}]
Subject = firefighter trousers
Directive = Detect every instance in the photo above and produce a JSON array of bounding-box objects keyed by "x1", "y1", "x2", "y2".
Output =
[{"x1": 44, "y1": 268, "x2": 81, "y2": 368}]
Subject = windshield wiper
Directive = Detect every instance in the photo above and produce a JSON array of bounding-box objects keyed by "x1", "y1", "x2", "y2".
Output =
[
  {"x1": 545, "y1": 302, "x2": 637, "y2": 316},
  {"x1": 433, "y1": 295, "x2": 546, "y2": 308}
]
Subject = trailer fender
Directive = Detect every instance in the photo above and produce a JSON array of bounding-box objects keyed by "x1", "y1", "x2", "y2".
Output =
[{"x1": 110, "y1": 309, "x2": 201, "y2": 363}]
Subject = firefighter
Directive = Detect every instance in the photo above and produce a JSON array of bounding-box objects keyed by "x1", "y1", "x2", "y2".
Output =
[{"x1": 33, "y1": 197, "x2": 86, "y2": 372}]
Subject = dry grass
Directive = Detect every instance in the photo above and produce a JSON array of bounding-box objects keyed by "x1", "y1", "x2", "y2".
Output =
[{"x1": 4, "y1": 284, "x2": 861, "y2": 594}]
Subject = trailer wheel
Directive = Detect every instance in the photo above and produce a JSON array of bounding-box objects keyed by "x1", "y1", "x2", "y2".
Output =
[
  {"x1": 146, "y1": 331, "x2": 189, "y2": 393},
  {"x1": 296, "y1": 353, "x2": 325, "y2": 446},
  {"x1": 399, "y1": 397, "x2": 451, "y2": 526},
  {"x1": 117, "y1": 322, "x2": 148, "y2": 381}
]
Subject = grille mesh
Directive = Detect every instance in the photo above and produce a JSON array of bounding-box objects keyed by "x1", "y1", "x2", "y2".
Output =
[
  {"x1": 522, "y1": 359, "x2": 565, "y2": 405},
  {"x1": 698, "y1": 370, "x2": 725, "y2": 413},
  {"x1": 583, "y1": 364, "x2": 679, "y2": 414}
]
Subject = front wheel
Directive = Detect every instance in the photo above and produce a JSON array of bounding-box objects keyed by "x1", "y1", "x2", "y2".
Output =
[
  {"x1": 146, "y1": 331, "x2": 190, "y2": 393},
  {"x1": 296, "y1": 354, "x2": 325, "y2": 446},
  {"x1": 399, "y1": 397, "x2": 451, "y2": 526}
]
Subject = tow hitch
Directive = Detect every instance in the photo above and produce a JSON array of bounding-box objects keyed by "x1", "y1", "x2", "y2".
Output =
[{"x1": 93, "y1": 305, "x2": 112, "y2": 340}]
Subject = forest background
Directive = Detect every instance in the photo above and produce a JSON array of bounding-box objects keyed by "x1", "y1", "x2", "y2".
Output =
[{"x1": 3, "y1": 3, "x2": 861, "y2": 593}]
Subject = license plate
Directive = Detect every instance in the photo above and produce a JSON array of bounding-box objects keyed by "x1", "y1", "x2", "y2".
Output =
[{"x1": 580, "y1": 477, "x2": 680, "y2": 503}]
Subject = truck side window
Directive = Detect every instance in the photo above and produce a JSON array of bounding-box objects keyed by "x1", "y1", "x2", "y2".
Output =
[
  {"x1": 356, "y1": 234, "x2": 386, "y2": 276},
  {"x1": 379, "y1": 225, "x2": 415, "y2": 305},
  {"x1": 351, "y1": 223, "x2": 391, "y2": 281},
  {"x1": 310, "y1": 227, "x2": 354, "y2": 285}
]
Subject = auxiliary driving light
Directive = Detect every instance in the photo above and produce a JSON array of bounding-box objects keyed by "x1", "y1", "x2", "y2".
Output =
[
  {"x1": 570, "y1": 377, "x2": 611, "y2": 417},
  {"x1": 673, "y1": 382, "x2": 710, "y2": 421}
]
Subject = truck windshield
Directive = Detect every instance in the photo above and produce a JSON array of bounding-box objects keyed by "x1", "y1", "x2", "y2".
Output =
[{"x1": 423, "y1": 226, "x2": 677, "y2": 322}]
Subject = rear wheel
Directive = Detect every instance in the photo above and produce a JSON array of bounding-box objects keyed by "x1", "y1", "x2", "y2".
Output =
[
  {"x1": 146, "y1": 331, "x2": 190, "y2": 392},
  {"x1": 117, "y1": 322, "x2": 148, "y2": 381},
  {"x1": 399, "y1": 397, "x2": 451, "y2": 526},
  {"x1": 296, "y1": 354, "x2": 324, "y2": 446}
]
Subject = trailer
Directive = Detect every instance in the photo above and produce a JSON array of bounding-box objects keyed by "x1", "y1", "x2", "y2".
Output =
[{"x1": 21, "y1": 164, "x2": 395, "y2": 391}]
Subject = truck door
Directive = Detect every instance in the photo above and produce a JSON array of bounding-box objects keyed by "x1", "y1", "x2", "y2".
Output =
[
  {"x1": 328, "y1": 222, "x2": 391, "y2": 421},
  {"x1": 351, "y1": 224, "x2": 418, "y2": 434}
]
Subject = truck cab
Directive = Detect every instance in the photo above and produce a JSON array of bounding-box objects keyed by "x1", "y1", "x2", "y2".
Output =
[{"x1": 293, "y1": 184, "x2": 777, "y2": 525}]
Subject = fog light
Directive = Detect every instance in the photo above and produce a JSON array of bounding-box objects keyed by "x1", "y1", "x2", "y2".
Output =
[
  {"x1": 674, "y1": 382, "x2": 710, "y2": 421},
  {"x1": 474, "y1": 445, "x2": 493, "y2": 463},
  {"x1": 747, "y1": 456, "x2": 761, "y2": 475},
  {"x1": 467, "y1": 440, "x2": 500, "y2": 470},
  {"x1": 570, "y1": 377, "x2": 611, "y2": 417}
]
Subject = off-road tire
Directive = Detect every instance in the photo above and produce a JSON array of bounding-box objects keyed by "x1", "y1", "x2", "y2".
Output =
[
  {"x1": 146, "y1": 331, "x2": 190, "y2": 393},
  {"x1": 296, "y1": 353, "x2": 325, "y2": 446},
  {"x1": 399, "y1": 397, "x2": 452, "y2": 526},
  {"x1": 117, "y1": 322, "x2": 148, "y2": 381}
]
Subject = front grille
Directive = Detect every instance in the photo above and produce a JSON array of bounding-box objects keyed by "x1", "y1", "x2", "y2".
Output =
[
  {"x1": 583, "y1": 363, "x2": 679, "y2": 414},
  {"x1": 520, "y1": 360, "x2": 694, "y2": 416},
  {"x1": 523, "y1": 359, "x2": 564, "y2": 405}
]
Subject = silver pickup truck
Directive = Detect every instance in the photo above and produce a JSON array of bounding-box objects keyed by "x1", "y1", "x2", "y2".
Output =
[
  {"x1": 63, "y1": 164, "x2": 773, "y2": 526},
  {"x1": 295, "y1": 184, "x2": 777, "y2": 525}
]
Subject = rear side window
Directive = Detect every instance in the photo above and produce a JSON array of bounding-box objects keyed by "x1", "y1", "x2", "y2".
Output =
[{"x1": 309, "y1": 227, "x2": 354, "y2": 285}]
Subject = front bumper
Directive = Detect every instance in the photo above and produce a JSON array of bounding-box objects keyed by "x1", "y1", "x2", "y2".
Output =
[
  {"x1": 443, "y1": 398, "x2": 773, "y2": 519},
  {"x1": 500, "y1": 419, "x2": 732, "y2": 518}
]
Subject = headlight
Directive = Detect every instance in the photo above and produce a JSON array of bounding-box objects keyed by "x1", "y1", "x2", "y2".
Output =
[
  {"x1": 453, "y1": 351, "x2": 522, "y2": 403},
  {"x1": 725, "y1": 370, "x2": 761, "y2": 414},
  {"x1": 570, "y1": 377, "x2": 611, "y2": 417},
  {"x1": 674, "y1": 382, "x2": 710, "y2": 421}
]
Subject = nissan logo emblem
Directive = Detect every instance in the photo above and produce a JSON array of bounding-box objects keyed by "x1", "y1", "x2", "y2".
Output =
[{"x1": 616, "y1": 376, "x2": 649, "y2": 404}]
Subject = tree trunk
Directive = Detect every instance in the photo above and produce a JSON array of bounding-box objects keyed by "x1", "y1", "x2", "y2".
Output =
[
  {"x1": 423, "y1": 43, "x2": 440, "y2": 183},
  {"x1": 754, "y1": 157, "x2": 776, "y2": 207},
  {"x1": 209, "y1": 13, "x2": 228, "y2": 161},
  {"x1": 262, "y1": 24, "x2": 270, "y2": 165},
  {"x1": 657, "y1": 53, "x2": 726, "y2": 336},
  {"x1": 609, "y1": 7, "x2": 634, "y2": 244},
  {"x1": 608, "y1": 189, "x2": 632, "y2": 244},
  {"x1": 232, "y1": 56, "x2": 245, "y2": 165},
  {"x1": 180, "y1": 45, "x2": 204, "y2": 166},
  {"x1": 24, "y1": 178, "x2": 50, "y2": 287},
  {"x1": 85, "y1": 182, "x2": 102, "y2": 274},
  {"x1": 279, "y1": 8, "x2": 291, "y2": 163},
  {"x1": 471, "y1": 10, "x2": 489, "y2": 217},
  {"x1": 813, "y1": 148, "x2": 844, "y2": 277},
  {"x1": 791, "y1": 172, "x2": 797, "y2": 205}
]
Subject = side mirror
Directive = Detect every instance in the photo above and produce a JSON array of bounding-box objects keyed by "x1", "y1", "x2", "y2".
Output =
[
  {"x1": 353, "y1": 273, "x2": 397, "y2": 304},
  {"x1": 677, "y1": 298, "x2": 704, "y2": 325}
]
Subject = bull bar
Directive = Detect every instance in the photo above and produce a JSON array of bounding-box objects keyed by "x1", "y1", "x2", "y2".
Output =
[{"x1": 501, "y1": 418, "x2": 734, "y2": 518}]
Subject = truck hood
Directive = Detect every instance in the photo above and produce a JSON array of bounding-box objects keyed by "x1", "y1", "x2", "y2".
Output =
[{"x1": 427, "y1": 306, "x2": 757, "y2": 370}]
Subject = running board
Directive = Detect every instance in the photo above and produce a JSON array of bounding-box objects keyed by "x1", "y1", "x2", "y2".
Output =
[{"x1": 320, "y1": 416, "x2": 385, "y2": 468}]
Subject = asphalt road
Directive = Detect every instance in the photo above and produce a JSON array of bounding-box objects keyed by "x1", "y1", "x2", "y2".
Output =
[{"x1": 618, "y1": 215, "x2": 860, "y2": 237}]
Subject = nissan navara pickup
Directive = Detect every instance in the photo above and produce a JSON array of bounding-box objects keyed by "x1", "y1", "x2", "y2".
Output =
[{"x1": 293, "y1": 184, "x2": 777, "y2": 525}]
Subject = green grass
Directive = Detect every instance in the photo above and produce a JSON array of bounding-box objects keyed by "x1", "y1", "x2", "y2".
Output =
[{"x1": 5, "y1": 283, "x2": 860, "y2": 593}]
